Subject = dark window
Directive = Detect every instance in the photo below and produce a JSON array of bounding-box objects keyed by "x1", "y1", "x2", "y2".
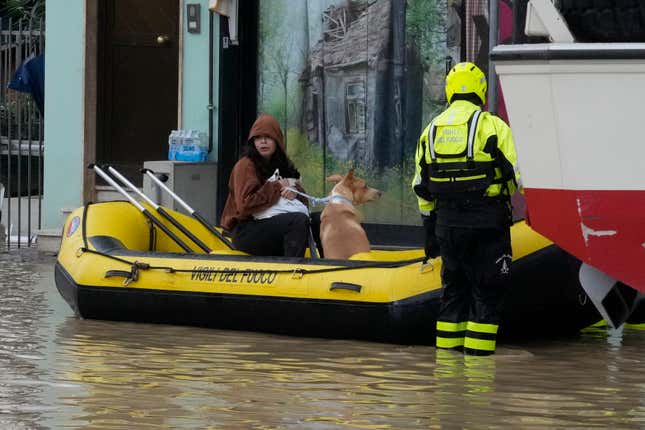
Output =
[{"x1": 345, "y1": 81, "x2": 365, "y2": 134}]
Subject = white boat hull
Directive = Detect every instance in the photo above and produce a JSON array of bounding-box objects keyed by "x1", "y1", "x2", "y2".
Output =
[{"x1": 493, "y1": 43, "x2": 645, "y2": 293}]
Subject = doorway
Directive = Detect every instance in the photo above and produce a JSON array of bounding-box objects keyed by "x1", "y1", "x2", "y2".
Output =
[{"x1": 97, "y1": 0, "x2": 180, "y2": 185}]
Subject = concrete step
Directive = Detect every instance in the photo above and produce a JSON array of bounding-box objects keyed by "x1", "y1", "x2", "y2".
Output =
[{"x1": 36, "y1": 228, "x2": 61, "y2": 255}]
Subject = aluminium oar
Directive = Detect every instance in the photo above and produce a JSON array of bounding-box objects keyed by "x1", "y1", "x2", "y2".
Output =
[
  {"x1": 142, "y1": 167, "x2": 235, "y2": 249},
  {"x1": 89, "y1": 164, "x2": 194, "y2": 253},
  {"x1": 106, "y1": 165, "x2": 212, "y2": 253}
]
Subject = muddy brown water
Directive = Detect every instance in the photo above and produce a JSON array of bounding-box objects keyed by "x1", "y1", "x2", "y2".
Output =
[{"x1": 1, "y1": 251, "x2": 644, "y2": 429}]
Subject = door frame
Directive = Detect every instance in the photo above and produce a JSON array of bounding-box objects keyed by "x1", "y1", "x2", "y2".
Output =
[
  {"x1": 83, "y1": 0, "x2": 98, "y2": 203},
  {"x1": 216, "y1": 0, "x2": 259, "y2": 223},
  {"x1": 83, "y1": 0, "x2": 183, "y2": 202}
]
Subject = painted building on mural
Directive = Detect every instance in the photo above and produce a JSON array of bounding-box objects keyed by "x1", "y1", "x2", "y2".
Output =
[
  {"x1": 300, "y1": 0, "x2": 423, "y2": 169},
  {"x1": 257, "y1": 0, "x2": 454, "y2": 224}
]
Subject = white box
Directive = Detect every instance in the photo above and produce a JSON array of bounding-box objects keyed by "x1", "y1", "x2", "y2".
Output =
[{"x1": 143, "y1": 160, "x2": 218, "y2": 223}]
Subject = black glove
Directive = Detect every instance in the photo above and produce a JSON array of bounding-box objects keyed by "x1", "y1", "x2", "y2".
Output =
[{"x1": 422, "y1": 213, "x2": 440, "y2": 260}]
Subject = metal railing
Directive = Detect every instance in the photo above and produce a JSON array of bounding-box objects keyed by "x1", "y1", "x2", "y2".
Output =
[{"x1": 0, "y1": 17, "x2": 45, "y2": 249}]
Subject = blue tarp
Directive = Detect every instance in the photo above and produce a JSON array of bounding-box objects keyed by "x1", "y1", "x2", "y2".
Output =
[{"x1": 8, "y1": 54, "x2": 45, "y2": 115}]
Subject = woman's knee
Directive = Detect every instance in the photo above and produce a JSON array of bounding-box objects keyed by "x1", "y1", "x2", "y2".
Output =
[
  {"x1": 291, "y1": 212, "x2": 310, "y2": 227},
  {"x1": 277, "y1": 212, "x2": 309, "y2": 232},
  {"x1": 289, "y1": 214, "x2": 310, "y2": 242}
]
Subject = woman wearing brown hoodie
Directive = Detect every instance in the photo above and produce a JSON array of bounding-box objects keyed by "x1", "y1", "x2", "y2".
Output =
[{"x1": 220, "y1": 113, "x2": 312, "y2": 257}]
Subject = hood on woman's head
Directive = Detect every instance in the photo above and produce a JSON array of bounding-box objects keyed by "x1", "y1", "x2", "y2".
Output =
[{"x1": 248, "y1": 113, "x2": 285, "y2": 152}]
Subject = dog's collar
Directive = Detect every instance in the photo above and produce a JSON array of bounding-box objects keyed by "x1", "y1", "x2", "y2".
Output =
[{"x1": 329, "y1": 194, "x2": 354, "y2": 206}]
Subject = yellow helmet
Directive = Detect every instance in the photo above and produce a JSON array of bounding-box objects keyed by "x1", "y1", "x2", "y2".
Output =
[{"x1": 445, "y1": 62, "x2": 487, "y2": 105}]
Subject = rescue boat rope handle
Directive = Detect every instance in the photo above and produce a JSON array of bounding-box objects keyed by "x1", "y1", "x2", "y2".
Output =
[
  {"x1": 107, "y1": 165, "x2": 212, "y2": 253},
  {"x1": 89, "y1": 164, "x2": 195, "y2": 253},
  {"x1": 78, "y1": 245, "x2": 426, "y2": 282},
  {"x1": 142, "y1": 168, "x2": 235, "y2": 249}
]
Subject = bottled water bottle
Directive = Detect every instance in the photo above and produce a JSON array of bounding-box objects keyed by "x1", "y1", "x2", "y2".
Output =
[
  {"x1": 168, "y1": 130, "x2": 180, "y2": 160},
  {"x1": 176, "y1": 130, "x2": 192, "y2": 161},
  {"x1": 197, "y1": 131, "x2": 208, "y2": 161}
]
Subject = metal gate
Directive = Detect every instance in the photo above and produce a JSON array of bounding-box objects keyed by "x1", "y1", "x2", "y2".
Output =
[{"x1": 0, "y1": 16, "x2": 45, "y2": 249}]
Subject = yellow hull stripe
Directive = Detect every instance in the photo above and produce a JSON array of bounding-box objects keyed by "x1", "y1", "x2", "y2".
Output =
[{"x1": 56, "y1": 202, "x2": 553, "y2": 306}]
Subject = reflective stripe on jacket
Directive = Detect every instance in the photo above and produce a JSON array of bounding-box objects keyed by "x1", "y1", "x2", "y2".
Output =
[{"x1": 411, "y1": 133, "x2": 435, "y2": 215}]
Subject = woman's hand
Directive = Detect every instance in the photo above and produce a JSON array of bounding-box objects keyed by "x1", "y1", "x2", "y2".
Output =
[
  {"x1": 281, "y1": 188, "x2": 297, "y2": 200},
  {"x1": 278, "y1": 178, "x2": 297, "y2": 200}
]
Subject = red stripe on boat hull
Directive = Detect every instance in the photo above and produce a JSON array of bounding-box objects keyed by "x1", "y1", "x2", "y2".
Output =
[{"x1": 525, "y1": 188, "x2": 645, "y2": 292}]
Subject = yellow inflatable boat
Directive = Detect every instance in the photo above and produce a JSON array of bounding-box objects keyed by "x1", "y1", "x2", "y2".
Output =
[{"x1": 55, "y1": 201, "x2": 599, "y2": 344}]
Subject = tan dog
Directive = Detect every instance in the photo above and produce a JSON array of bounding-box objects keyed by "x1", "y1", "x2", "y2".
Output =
[{"x1": 320, "y1": 170, "x2": 382, "y2": 259}]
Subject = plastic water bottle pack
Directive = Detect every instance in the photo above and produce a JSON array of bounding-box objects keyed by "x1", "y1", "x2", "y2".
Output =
[{"x1": 168, "y1": 130, "x2": 208, "y2": 162}]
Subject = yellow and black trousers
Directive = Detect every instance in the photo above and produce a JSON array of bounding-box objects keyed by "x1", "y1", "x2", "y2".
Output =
[{"x1": 434, "y1": 224, "x2": 512, "y2": 355}]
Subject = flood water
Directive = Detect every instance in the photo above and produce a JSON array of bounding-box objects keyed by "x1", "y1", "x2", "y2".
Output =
[{"x1": 2, "y1": 251, "x2": 645, "y2": 429}]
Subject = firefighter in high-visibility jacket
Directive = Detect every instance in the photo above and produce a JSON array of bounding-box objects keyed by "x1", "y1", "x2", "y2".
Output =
[{"x1": 411, "y1": 62, "x2": 521, "y2": 356}]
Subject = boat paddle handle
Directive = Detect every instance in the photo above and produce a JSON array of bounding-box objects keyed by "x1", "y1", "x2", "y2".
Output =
[
  {"x1": 89, "y1": 164, "x2": 194, "y2": 253},
  {"x1": 142, "y1": 168, "x2": 235, "y2": 249},
  {"x1": 107, "y1": 166, "x2": 212, "y2": 253}
]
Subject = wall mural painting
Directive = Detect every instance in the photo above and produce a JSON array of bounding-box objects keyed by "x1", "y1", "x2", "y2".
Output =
[{"x1": 258, "y1": 0, "x2": 456, "y2": 225}]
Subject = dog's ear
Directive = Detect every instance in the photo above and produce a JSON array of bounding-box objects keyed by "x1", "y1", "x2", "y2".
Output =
[{"x1": 326, "y1": 174, "x2": 343, "y2": 183}]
